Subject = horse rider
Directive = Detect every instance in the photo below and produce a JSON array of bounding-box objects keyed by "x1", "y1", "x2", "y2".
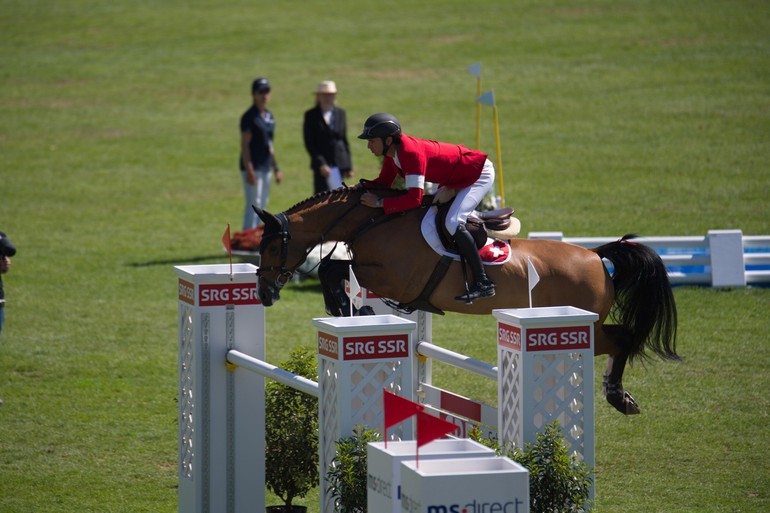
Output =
[{"x1": 358, "y1": 112, "x2": 497, "y2": 303}]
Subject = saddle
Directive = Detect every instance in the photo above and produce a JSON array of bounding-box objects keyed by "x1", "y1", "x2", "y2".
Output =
[{"x1": 434, "y1": 197, "x2": 515, "y2": 251}]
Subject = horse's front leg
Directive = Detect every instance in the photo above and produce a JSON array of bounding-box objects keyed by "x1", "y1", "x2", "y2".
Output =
[
  {"x1": 318, "y1": 259, "x2": 352, "y2": 316},
  {"x1": 317, "y1": 259, "x2": 375, "y2": 317}
]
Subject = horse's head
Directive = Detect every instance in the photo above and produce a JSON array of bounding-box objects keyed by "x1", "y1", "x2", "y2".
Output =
[
  {"x1": 254, "y1": 208, "x2": 296, "y2": 306},
  {"x1": 254, "y1": 185, "x2": 392, "y2": 306}
]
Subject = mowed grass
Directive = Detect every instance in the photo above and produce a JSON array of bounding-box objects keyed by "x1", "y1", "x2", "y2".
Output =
[{"x1": 1, "y1": 0, "x2": 769, "y2": 512}]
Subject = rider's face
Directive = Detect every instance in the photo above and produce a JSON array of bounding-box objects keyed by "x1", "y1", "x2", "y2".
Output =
[{"x1": 367, "y1": 137, "x2": 390, "y2": 157}]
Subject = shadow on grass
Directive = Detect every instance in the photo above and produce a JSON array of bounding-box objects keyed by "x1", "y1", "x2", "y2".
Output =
[
  {"x1": 126, "y1": 254, "x2": 229, "y2": 268},
  {"x1": 126, "y1": 255, "x2": 326, "y2": 296}
]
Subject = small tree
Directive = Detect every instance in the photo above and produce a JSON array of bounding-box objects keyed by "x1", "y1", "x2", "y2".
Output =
[
  {"x1": 470, "y1": 422, "x2": 593, "y2": 513},
  {"x1": 326, "y1": 425, "x2": 382, "y2": 513},
  {"x1": 265, "y1": 347, "x2": 319, "y2": 511}
]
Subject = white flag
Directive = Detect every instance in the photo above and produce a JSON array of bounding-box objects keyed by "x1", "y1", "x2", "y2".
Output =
[
  {"x1": 349, "y1": 265, "x2": 363, "y2": 311},
  {"x1": 527, "y1": 257, "x2": 540, "y2": 290},
  {"x1": 527, "y1": 257, "x2": 540, "y2": 308},
  {"x1": 476, "y1": 90, "x2": 496, "y2": 106}
]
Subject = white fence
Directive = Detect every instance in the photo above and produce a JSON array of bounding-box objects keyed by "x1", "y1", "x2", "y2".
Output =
[
  {"x1": 176, "y1": 265, "x2": 599, "y2": 513},
  {"x1": 529, "y1": 229, "x2": 770, "y2": 287}
]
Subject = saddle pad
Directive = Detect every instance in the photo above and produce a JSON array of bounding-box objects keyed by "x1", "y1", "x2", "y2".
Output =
[{"x1": 421, "y1": 206, "x2": 512, "y2": 265}]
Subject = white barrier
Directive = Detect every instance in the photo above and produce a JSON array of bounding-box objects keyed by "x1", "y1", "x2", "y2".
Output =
[
  {"x1": 312, "y1": 315, "x2": 418, "y2": 513},
  {"x1": 529, "y1": 230, "x2": 770, "y2": 287},
  {"x1": 174, "y1": 268, "x2": 597, "y2": 513},
  {"x1": 175, "y1": 264, "x2": 265, "y2": 513}
]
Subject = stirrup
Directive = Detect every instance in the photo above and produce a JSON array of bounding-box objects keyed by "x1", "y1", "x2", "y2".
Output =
[{"x1": 455, "y1": 279, "x2": 496, "y2": 303}]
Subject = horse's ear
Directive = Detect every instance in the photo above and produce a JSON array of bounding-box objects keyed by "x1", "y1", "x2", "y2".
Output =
[{"x1": 252, "y1": 207, "x2": 281, "y2": 233}]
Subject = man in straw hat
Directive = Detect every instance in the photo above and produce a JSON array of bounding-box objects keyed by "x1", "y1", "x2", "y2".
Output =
[{"x1": 303, "y1": 80, "x2": 353, "y2": 193}]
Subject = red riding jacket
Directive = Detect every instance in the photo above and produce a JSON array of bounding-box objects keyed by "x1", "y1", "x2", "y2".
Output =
[{"x1": 372, "y1": 134, "x2": 487, "y2": 214}]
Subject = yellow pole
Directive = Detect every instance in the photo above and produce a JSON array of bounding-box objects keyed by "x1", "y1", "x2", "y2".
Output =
[
  {"x1": 475, "y1": 76, "x2": 482, "y2": 150},
  {"x1": 493, "y1": 104, "x2": 505, "y2": 208}
]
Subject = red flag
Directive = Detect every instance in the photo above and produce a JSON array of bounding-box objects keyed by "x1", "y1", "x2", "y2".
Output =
[
  {"x1": 222, "y1": 224, "x2": 233, "y2": 278},
  {"x1": 416, "y1": 411, "x2": 458, "y2": 448},
  {"x1": 414, "y1": 411, "x2": 459, "y2": 467},
  {"x1": 383, "y1": 389, "x2": 423, "y2": 448},
  {"x1": 383, "y1": 389, "x2": 423, "y2": 430}
]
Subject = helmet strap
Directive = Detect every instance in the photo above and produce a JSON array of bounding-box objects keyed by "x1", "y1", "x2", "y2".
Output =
[{"x1": 381, "y1": 136, "x2": 394, "y2": 157}]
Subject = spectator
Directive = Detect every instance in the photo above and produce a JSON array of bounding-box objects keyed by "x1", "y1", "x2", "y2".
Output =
[
  {"x1": 239, "y1": 77, "x2": 283, "y2": 230},
  {"x1": 0, "y1": 230, "x2": 16, "y2": 406},
  {"x1": 302, "y1": 80, "x2": 353, "y2": 193},
  {"x1": 0, "y1": 230, "x2": 16, "y2": 338}
]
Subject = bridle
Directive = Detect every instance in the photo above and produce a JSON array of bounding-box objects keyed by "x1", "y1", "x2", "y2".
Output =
[
  {"x1": 255, "y1": 197, "x2": 367, "y2": 295},
  {"x1": 255, "y1": 213, "x2": 295, "y2": 293}
]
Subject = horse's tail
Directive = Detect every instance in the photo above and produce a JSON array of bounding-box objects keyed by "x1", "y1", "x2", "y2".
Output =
[{"x1": 593, "y1": 234, "x2": 680, "y2": 363}]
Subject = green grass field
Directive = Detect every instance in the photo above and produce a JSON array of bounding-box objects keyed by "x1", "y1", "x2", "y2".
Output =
[{"x1": 1, "y1": 0, "x2": 769, "y2": 511}]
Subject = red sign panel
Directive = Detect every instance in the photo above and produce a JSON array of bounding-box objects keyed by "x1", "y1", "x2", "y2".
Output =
[
  {"x1": 342, "y1": 334, "x2": 409, "y2": 360},
  {"x1": 497, "y1": 322, "x2": 522, "y2": 351},
  {"x1": 178, "y1": 279, "x2": 195, "y2": 305},
  {"x1": 197, "y1": 282, "x2": 261, "y2": 306},
  {"x1": 440, "y1": 390, "x2": 482, "y2": 422},
  {"x1": 525, "y1": 325, "x2": 591, "y2": 351},
  {"x1": 318, "y1": 332, "x2": 340, "y2": 360}
]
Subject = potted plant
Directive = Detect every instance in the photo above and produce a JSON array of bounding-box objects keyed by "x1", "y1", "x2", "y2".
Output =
[
  {"x1": 470, "y1": 422, "x2": 593, "y2": 513},
  {"x1": 326, "y1": 424, "x2": 382, "y2": 513},
  {"x1": 265, "y1": 346, "x2": 319, "y2": 512}
]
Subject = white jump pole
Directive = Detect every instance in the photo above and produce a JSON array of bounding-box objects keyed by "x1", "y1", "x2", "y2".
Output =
[{"x1": 175, "y1": 264, "x2": 265, "y2": 513}]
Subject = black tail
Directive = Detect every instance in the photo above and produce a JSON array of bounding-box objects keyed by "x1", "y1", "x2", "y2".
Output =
[{"x1": 594, "y1": 234, "x2": 679, "y2": 363}]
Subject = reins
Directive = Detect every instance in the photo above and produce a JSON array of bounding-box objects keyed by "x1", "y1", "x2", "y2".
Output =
[{"x1": 256, "y1": 185, "x2": 393, "y2": 288}]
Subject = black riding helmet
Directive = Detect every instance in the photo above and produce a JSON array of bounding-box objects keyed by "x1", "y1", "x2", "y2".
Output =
[{"x1": 357, "y1": 113, "x2": 401, "y2": 140}]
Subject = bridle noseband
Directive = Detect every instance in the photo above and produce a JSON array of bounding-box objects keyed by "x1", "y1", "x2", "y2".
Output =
[{"x1": 256, "y1": 213, "x2": 294, "y2": 293}]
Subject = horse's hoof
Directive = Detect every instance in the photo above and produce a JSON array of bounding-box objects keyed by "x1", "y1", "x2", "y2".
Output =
[
  {"x1": 605, "y1": 390, "x2": 641, "y2": 415},
  {"x1": 623, "y1": 392, "x2": 641, "y2": 415},
  {"x1": 603, "y1": 375, "x2": 641, "y2": 415},
  {"x1": 355, "y1": 306, "x2": 376, "y2": 316}
]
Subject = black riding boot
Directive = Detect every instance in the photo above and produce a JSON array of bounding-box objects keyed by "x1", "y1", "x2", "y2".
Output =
[{"x1": 453, "y1": 224, "x2": 495, "y2": 303}]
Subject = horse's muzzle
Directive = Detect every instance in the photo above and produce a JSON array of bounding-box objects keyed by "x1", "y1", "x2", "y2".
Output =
[{"x1": 257, "y1": 281, "x2": 280, "y2": 307}]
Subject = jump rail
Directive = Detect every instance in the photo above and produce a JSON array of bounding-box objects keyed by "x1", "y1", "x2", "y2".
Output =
[
  {"x1": 416, "y1": 341, "x2": 498, "y2": 380},
  {"x1": 529, "y1": 230, "x2": 770, "y2": 287},
  {"x1": 226, "y1": 349, "x2": 319, "y2": 398}
]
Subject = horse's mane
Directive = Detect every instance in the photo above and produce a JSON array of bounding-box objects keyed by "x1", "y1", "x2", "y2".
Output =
[
  {"x1": 283, "y1": 182, "x2": 407, "y2": 215},
  {"x1": 283, "y1": 186, "x2": 353, "y2": 214}
]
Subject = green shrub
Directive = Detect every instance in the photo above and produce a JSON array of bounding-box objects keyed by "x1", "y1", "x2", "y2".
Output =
[
  {"x1": 326, "y1": 425, "x2": 382, "y2": 513},
  {"x1": 265, "y1": 346, "x2": 320, "y2": 510}
]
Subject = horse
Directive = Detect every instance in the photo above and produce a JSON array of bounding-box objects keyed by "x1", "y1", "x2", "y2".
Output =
[{"x1": 254, "y1": 183, "x2": 679, "y2": 415}]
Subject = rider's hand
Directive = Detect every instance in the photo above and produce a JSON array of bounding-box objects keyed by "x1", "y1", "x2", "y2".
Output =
[{"x1": 361, "y1": 192, "x2": 382, "y2": 208}]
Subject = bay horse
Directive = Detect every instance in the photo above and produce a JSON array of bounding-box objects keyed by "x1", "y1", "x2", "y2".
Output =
[{"x1": 254, "y1": 183, "x2": 679, "y2": 415}]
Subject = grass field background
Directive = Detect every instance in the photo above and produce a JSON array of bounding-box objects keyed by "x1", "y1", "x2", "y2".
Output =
[{"x1": 1, "y1": 0, "x2": 768, "y2": 511}]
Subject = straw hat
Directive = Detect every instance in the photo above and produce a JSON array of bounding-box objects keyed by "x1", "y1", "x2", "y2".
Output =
[{"x1": 315, "y1": 80, "x2": 337, "y2": 94}]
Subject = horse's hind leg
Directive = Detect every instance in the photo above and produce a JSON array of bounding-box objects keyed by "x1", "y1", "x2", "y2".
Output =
[{"x1": 598, "y1": 325, "x2": 641, "y2": 415}]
